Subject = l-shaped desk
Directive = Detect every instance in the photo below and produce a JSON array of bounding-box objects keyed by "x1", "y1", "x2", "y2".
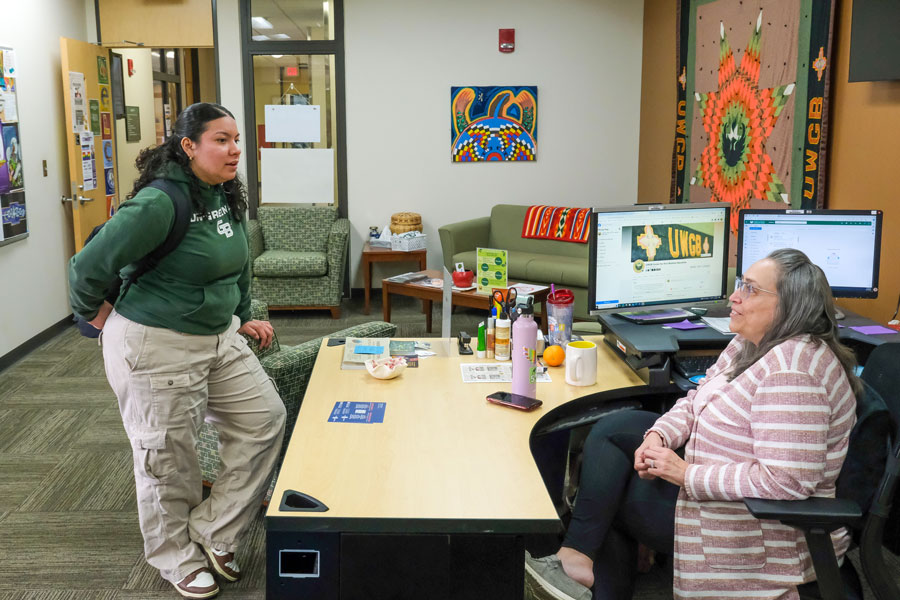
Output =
[{"x1": 264, "y1": 336, "x2": 648, "y2": 599}]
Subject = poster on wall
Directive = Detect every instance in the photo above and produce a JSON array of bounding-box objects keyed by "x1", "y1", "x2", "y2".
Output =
[
  {"x1": 451, "y1": 86, "x2": 538, "y2": 162},
  {"x1": 0, "y1": 45, "x2": 25, "y2": 247},
  {"x1": 89, "y1": 100, "x2": 101, "y2": 135},
  {"x1": 80, "y1": 131, "x2": 96, "y2": 192},
  {"x1": 672, "y1": 0, "x2": 836, "y2": 232},
  {"x1": 100, "y1": 112, "x2": 112, "y2": 139},
  {"x1": 125, "y1": 106, "x2": 141, "y2": 141},
  {"x1": 69, "y1": 71, "x2": 86, "y2": 133},
  {"x1": 97, "y1": 56, "x2": 109, "y2": 85},
  {"x1": 2, "y1": 123, "x2": 23, "y2": 189},
  {"x1": 0, "y1": 78, "x2": 17, "y2": 122}
]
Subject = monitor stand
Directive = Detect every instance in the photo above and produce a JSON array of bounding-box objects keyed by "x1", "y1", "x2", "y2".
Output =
[{"x1": 614, "y1": 307, "x2": 698, "y2": 325}]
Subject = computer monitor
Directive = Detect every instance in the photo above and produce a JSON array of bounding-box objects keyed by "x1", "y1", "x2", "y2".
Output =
[
  {"x1": 588, "y1": 204, "x2": 731, "y2": 315},
  {"x1": 736, "y1": 209, "x2": 883, "y2": 298}
]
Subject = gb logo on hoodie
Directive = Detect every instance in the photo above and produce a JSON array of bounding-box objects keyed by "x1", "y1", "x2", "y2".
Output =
[{"x1": 217, "y1": 219, "x2": 234, "y2": 238}]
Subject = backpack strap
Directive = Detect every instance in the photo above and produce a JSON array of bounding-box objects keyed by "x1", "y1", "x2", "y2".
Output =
[{"x1": 121, "y1": 178, "x2": 193, "y2": 295}]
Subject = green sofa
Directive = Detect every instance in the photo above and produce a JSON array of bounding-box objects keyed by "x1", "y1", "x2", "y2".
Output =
[
  {"x1": 439, "y1": 204, "x2": 592, "y2": 319},
  {"x1": 197, "y1": 299, "x2": 397, "y2": 501}
]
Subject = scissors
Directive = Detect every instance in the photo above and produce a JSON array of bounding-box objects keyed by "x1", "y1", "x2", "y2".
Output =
[{"x1": 492, "y1": 287, "x2": 518, "y2": 316}]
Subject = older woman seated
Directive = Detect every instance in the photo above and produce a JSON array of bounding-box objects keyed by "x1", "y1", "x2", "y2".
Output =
[{"x1": 525, "y1": 248, "x2": 861, "y2": 600}]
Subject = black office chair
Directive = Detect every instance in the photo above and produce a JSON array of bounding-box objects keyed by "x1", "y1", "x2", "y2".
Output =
[{"x1": 745, "y1": 342, "x2": 900, "y2": 600}]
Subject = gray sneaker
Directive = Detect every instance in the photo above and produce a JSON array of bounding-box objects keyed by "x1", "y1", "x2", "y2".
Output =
[{"x1": 524, "y1": 550, "x2": 592, "y2": 600}]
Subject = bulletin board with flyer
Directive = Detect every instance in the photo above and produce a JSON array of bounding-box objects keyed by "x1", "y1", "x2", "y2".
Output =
[{"x1": 0, "y1": 45, "x2": 26, "y2": 247}]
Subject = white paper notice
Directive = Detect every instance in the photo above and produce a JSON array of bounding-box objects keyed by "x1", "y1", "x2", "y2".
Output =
[
  {"x1": 81, "y1": 132, "x2": 96, "y2": 191},
  {"x1": 0, "y1": 90, "x2": 16, "y2": 122},
  {"x1": 264, "y1": 104, "x2": 321, "y2": 143},
  {"x1": 3, "y1": 49, "x2": 17, "y2": 77},
  {"x1": 70, "y1": 72, "x2": 87, "y2": 133},
  {"x1": 261, "y1": 148, "x2": 334, "y2": 204}
]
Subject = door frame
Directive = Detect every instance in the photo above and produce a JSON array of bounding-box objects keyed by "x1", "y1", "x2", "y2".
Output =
[{"x1": 238, "y1": 0, "x2": 347, "y2": 220}]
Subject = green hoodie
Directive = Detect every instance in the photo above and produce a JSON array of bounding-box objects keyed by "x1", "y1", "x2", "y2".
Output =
[{"x1": 68, "y1": 163, "x2": 251, "y2": 335}]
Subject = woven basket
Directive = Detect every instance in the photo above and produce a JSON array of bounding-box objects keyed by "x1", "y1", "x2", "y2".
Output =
[{"x1": 390, "y1": 212, "x2": 423, "y2": 234}]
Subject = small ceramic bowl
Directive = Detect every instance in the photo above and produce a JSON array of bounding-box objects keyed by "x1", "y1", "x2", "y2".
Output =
[{"x1": 365, "y1": 356, "x2": 408, "y2": 380}]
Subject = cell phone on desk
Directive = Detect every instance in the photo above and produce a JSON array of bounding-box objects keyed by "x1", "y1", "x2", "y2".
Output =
[{"x1": 486, "y1": 391, "x2": 542, "y2": 411}]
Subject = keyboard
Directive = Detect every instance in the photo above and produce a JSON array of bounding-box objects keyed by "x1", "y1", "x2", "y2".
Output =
[
  {"x1": 672, "y1": 354, "x2": 718, "y2": 379},
  {"x1": 615, "y1": 307, "x2": 697, "y2": 325}
]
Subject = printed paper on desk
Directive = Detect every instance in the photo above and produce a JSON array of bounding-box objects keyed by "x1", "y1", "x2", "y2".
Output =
[
  {"x1": 328, "y1": 402, "x2": 385, "y2": 424},
  {"x1": 264, "y1": 104, "x2": 321, "y2": 143}
]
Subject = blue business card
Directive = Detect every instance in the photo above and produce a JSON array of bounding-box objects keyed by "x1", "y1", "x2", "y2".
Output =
[{"x1": 328, "y1": 402, "x2": 386, "y2": 424}]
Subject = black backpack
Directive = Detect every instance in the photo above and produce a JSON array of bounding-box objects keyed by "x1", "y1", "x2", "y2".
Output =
[{"x1": 74, "y1": 179, "x2": 193, "y2": 337}]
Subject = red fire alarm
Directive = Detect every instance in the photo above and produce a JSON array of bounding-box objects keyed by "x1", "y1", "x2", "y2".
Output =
[
  {"x1": 499, "y1": 29, "x2": 515, "y2": 53},
  {"x1": 127, "y1": 58, "x2": 134, "y2": 77}
]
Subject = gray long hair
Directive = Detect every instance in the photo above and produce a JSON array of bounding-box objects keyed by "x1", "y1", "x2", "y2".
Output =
[{"x1": 728, "y1": 248, "x2": 862, "y2": 398}]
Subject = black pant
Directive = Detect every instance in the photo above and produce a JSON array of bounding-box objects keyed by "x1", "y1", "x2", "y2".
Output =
[{"x1": 563, "y1": 410, "x2": 679, "y2": 600}]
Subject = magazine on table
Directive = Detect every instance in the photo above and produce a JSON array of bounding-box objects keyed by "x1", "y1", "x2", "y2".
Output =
[{"x1": 341, "y1": 337, "x2": 391, "y2": 369}]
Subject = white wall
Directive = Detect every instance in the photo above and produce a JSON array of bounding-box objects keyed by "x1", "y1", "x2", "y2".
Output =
[
  {"x1": 0, "y1": 0, "x2": 90, "y2": 357},
  {"x1": 214, "y1": 0, "x2": 645, "y2": 288},
  {"x1": 114, "y1": 48, "x2": 156, "y2": 198},
  {"x1": 344, "y1": 0, "x2": 645, "y2": 285}
]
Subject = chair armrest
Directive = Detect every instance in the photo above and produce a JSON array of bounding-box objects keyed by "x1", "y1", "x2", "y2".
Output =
[
  {"x1": 328, "y1": 320, "x2": 398, "y2": 339},
  {"x1": 327, "y1": 218, "x2": 351, "y2": 280},
  {"x1": 248, "y1": 219, "x2": 264, "y2": 263},
  {"x1": 438, "y1": 216, "x2": 490, "y2": 273},
  {"x1": 249, "y1": 299, "x2": 269, "y2": 321},
  {"x1": 744, "y1": 497, "x2": 863, "y2": 529}
]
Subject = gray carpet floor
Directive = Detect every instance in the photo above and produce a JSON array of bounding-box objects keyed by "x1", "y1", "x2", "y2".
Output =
[{"x1": 0, "y1": 293, "x2": 892, "y2": 599}]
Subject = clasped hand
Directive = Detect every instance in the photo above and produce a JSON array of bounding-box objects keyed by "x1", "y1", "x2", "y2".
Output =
[{"x1": 634, "y1": 431, "x2": 688, "y2": 487}]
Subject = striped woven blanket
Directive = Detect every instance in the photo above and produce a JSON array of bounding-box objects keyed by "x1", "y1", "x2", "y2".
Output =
[{"x1": 521, "y1": 205, "x2": 591, "y2": 243}]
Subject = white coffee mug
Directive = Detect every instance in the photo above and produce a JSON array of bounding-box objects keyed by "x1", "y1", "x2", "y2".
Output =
[{"x1": 565, "y1": 341, "x2": 598, "y2": 386}]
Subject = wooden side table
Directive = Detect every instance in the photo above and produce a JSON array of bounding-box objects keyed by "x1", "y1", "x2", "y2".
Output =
[{"x1": 361, "y1": 242, "x2": 427, "y2": 315}]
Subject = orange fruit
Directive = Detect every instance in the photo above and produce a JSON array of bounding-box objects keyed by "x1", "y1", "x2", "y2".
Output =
[{"x1": 543, "y1": 344, "x2": 565, "y2": 367}]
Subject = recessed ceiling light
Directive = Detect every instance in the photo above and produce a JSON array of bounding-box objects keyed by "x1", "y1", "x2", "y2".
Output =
[
  {"x1": 271, "y1": 55, "x2": 283, "y2": 59},
  {"x1": 251, "y1": 16, "x2": 274, "y2": 29},
  {"x1": 271, "y1": 33, "x2": 291, "y2": 39},
  {"x1": 252, "y1": 34, "x2": 270, "y2": 41}
]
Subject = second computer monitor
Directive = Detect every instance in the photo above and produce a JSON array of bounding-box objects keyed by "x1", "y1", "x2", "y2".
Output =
[
  {"x1": 736, "y1": 209, "x2": 883, "y2": 298},
  {"x1": 588, "y1": 203, "x2": 730, "y2": 315}
]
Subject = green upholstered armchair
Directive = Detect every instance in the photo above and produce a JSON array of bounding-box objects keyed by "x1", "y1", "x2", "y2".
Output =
[
  {"x1": 198, "y1": 299, "x2": 397, "y2": 501},
  {"x1": 249, "y1": 206, "x2": 350, "y2": 318}
]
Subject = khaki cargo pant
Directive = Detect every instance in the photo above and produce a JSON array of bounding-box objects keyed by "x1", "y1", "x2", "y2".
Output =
[{"x1": 101, "y1": 309, "x2": 286, "y2": 583}]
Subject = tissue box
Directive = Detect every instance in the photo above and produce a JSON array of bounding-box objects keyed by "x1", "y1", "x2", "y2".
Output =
[
  {"x1": 391, "y1": 233, "x2": 427, "y2": 251},
  {"x1": 369, "y1": 237, "x2": 392, "y2": 248}
]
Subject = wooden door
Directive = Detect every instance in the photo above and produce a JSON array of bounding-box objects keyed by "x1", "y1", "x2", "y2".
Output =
[{"x1": 60, "y1": 37, "x2": 120, "y2": 251}]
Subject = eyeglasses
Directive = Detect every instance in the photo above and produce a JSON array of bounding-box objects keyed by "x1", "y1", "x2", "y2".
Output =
[{"x1": 734, "y1": 276, "x2": 777, "y2": 298}]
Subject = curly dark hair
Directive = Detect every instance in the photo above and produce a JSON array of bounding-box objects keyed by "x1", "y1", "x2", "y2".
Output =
[{"x1": 129, "y1": 102, "x2": 247, "y2": 221}]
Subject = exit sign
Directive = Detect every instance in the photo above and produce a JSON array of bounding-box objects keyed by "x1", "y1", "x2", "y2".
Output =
[{"x1": 285, "y1": 66, "x2": 299, "y2": 77}]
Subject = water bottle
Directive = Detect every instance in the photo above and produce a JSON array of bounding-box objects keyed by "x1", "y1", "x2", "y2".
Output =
[{"x1": 511, "y1": 297, "x2": 538, "y2": 399}]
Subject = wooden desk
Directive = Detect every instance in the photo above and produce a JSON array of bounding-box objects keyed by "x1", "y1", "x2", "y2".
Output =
[
  {"x1": 361, "y1": 242, "x2": 427, "y2": 315},
  {"x1": 265, "y1": 337, "x2": 644, "y2": 599},
  {"x1": 382, "y1": 269, "x2": 551, "y2": 334}
]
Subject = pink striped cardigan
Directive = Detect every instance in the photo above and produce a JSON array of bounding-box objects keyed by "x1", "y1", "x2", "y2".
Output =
[{"x1": 649, "y1": 335, "x2": 856, "y2": 600}]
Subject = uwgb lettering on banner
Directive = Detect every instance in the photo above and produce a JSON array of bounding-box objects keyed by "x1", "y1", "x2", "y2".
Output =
[{"x1": 628, "y1": 222, "x2": 715, "y2": 262}]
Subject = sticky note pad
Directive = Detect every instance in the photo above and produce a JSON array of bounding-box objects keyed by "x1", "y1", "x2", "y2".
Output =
[
  {"x1": 354, "y1": 345, "x2": 385, "y2": 354},
  {"x1": 666, "y1": 319, "x2": 706, "y2": 331},
  {"x1": 850, "y1": 325, "x2": 898, "y2": 336}
]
